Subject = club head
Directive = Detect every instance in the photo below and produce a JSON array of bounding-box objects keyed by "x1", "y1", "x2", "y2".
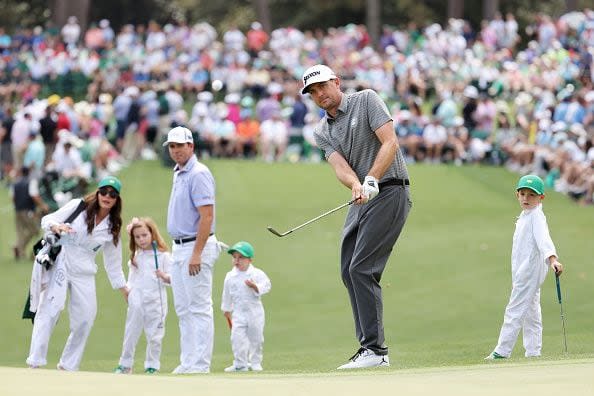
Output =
[{"x1": 267, "y1": 226, "x2": 291, "y2": 237}]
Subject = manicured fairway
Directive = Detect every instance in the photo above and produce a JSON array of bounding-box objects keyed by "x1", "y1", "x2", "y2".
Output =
[{"x1": 2, "y1": 359, "x2": 594, "y2": 396}]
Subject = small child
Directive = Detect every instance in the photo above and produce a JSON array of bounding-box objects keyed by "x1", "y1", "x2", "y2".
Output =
[
  {"x1": 114, "y1": 217, "x2": 172, "y2": 374},
  {"x1": 221, "y1": 241, "x2": 271, "y2": 372},
  {"x1": 485, "y1": 175, "x2": 563, "y2": 360}
]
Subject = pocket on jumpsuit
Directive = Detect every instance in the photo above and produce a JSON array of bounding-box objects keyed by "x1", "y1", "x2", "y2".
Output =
[{"x1": 46, "y1": 260, "x2": 69, "y2": 317}]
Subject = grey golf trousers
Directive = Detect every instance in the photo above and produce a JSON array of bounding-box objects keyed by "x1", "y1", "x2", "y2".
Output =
[{"x1": 340, "y1": 185, "x2": 411, "y2": 356}]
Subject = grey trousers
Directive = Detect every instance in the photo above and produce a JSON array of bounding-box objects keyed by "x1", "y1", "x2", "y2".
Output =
[{"x1": 341, "y1": 185, "x2": 411, "y2": 355}]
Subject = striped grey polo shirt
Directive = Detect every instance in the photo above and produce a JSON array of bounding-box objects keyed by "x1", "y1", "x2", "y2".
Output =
[{"x1": 314, "y1": 89, "x2": 409, "y2": 182}]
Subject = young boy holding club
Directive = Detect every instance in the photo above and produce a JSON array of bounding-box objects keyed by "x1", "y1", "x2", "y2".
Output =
[
  {"x1": 221, "y1": 241, "x2": 271, "y2": 372},
  {"x1": 485, "y1": 175, "x2": 563, "y2": 360}
]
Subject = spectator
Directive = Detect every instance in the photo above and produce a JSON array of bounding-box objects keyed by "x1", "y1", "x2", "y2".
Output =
[
  {"x1": 61, "y1": 16, "x2": 80, "y2": 48},
  {"x1": 39, "y1": 106, "x2": 57, "y2": 164},
  {"x1": 288, "y1": 94, "x2": 307, "y2": 159},
  {"x1": 23, "y1": 131, "x2": 45, "y2": 179},
  {"x1": 235, "y1": 110, "x2": 260, "y2": 158},
  {"x1": 423, "y1": 117, "x2": 448, "y2": 163},
  {"x1": 10, "y1": 166, "x2": 48, "y2": 259},
  {"x1": 247, "y1": 22, "x2": 269, "y2": 58},
  {"x1": 0, "y1": 106, "x2": 14, "y2": 179},
  {"x1": 259, "y1": 111, "x2": 288, "y2": 162},
  {"x1": 12, "y1": 113, "x2": 40, "y2": 171}
]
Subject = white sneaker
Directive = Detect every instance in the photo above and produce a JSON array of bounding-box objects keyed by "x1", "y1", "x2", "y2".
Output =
[
  {"x1": 250, "y1": 364, "x2": 263, "y2": 371},
  {"x1": 337, "y1": 348, "x2": 390, "y2": 370},
  {"x1": 224, "y1": 365, "x2": 248, "y2": 372}
]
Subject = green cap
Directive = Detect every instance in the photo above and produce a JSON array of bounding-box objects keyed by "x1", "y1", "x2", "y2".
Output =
[
  {"x1": 516, "y1": 175, "x2": 544, "y2": 195},
  {"x1": 228, "y1": 241, "x2": 254, "y2": 259},
  {"x1": 98, "y1": 176, "x2": 122, "y2": 193}
]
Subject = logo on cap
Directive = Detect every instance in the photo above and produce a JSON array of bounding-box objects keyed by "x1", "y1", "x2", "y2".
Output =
[{"x1": 303, "y1": 70, "x2": 321, "y2": 85}]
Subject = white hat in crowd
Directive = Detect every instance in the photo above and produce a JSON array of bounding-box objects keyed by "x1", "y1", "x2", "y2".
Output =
[
  {"x1": 196, "y1": 91, "x2": 214, "y2": 102},
  {"x1": 463, "y1": 86, "x2": 478, "y2": 99},
  {"x1": 162, "y1": 126, "x2": 193, "y2": 146},
  {"x1": 551, "y1": 121, "x2": 567, "y2": 133},
  {"x1": 301, "y1": 64, "x2": 337, "y2": 94},
  {"x1": 124, "y1": 86, "x2": 139, "y2": 97}
]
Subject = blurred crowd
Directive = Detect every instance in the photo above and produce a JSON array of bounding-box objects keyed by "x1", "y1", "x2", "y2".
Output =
[{"x1": 2, "y1": 9, "x2": 594, "y2": 258}]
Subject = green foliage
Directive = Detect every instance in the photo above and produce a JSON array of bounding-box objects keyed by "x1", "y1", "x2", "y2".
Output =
[
  {"x1": 2, "y1": 0, "x2": 593, "y2": 35},
  {"x1": 1, "y1": 160, "x2": 592, "y2": 372},
  {"x1": 0, "y1": 0, "x2": 48, "y2": 30}
]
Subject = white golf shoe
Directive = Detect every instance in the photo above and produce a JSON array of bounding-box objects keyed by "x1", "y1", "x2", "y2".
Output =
[
  {"x1": 224, "y1": 365, "x2": 249, "y2": 372},
  {"x1": 250, "y1": 364, "x2": 263, "y2": 371},
  {"x1": 337, "y1": 347, "x2": 390, "y2": 370}
]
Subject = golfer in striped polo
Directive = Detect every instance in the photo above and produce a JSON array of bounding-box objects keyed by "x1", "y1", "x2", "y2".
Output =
[{"x1": 301, "y1": 64, "x2": 412, "y2": 369}]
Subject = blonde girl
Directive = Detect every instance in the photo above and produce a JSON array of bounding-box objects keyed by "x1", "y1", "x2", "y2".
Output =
[{"x1": 114, "y1": 217, "x2": 172, "y2": 374}]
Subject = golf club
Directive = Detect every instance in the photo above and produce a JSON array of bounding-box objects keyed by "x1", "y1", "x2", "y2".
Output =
[
  {"x1": 267, "y1": 198, "x2": 356, "y2": 237},
  {"x1": 151, "y1": 241, "x2": 165, "y2": 329},
  {"x1": 555, "y1": 273, "x2": 568, "y2": 353}
]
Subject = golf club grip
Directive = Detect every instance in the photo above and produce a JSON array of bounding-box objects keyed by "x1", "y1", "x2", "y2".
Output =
[
  {"x1": 151, "y1": 241, "x2": 159, "y2": 270},
  {"x1": 555, "y1": 275, "x2": 562, "y2": 304}
]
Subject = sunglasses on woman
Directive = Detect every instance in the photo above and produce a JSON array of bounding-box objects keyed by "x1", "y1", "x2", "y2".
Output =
[{"x1": 98, "y1": 187, "x2": 119, "y2": 199}]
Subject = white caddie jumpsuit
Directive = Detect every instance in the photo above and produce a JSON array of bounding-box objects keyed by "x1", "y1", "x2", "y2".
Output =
[
  {"x1": 221, "y1": 264, "x2": 271, "y2": 369},
  {"x1": 118, "y1": 249, "x2": 171, "y2": 370},
  {"x1": 27, "y1": 199, "x2": 126, "y2": 370},
  {"x1": 494, "y1": 204, "x2": 557, "y2": 358}
]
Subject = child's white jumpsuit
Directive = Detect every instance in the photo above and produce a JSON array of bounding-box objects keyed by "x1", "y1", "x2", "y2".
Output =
[
  {"x1": 27, "y1": 199, "x2": 126, "y2": 370},
  {"x1": 494, "y1": 204, "x2": 557, "y2": 357},
  {"x1": 221, "y1": 264, "x2": 271, "y2": 369},
  {"x1": 118, "y1": 249, "x2": 171, "y2": 370}
]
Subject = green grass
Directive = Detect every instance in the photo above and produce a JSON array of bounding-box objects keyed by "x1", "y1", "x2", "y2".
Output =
[{"x1": 0, "y1": 160, "x2": 592, "y2": 373}]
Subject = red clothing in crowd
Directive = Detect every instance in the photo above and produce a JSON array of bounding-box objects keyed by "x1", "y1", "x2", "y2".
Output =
[
  {"x1": 56, "y1": 113, "x2": 71, "y2": 131},
  {"x1": 247, "y1": 29, "x2": 269, "y2": 53}
]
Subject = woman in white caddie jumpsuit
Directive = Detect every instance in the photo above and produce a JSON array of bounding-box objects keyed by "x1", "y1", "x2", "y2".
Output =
[{"x1": 26, "y1": 176, "x2": 128, "y2": 371}]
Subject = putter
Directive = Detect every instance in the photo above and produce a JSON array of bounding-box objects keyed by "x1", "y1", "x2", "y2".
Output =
[
  {"x1": 555, "y1": 273, "x2": 568, "y2": 353},
  {"x1": 151, "y1": 241, "x2": 165, "y2": 329},
  {"x1": 267, "y1": 199, "x2": 356, "y2": 237}
]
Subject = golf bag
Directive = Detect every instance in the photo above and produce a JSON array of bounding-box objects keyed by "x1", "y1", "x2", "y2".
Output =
[
  {"x1": 22, "y1": 200, "x2": 87, "y2": 323},
  {"x1": 31, "y1": 200, "x2": 86, "y2": 270}
]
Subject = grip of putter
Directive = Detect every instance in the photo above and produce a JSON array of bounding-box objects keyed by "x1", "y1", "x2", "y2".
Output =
[
  {"x1": 151, "y1": 240, "x2": 159, "y2": 270},
  {"x1": 226, "y1": 316, "x2": 232, "y2": 329},
  {"x1": 555, "y1": 274, "x2": 562, "y2": 304}
]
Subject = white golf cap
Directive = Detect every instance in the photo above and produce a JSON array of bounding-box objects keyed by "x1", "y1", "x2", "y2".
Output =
[
  {"x1": 301, "y1": 64, "x2": 337, "y2": 94},
  {"x1": 162, "y1": 126, "x2": 194, "y2": 146}
]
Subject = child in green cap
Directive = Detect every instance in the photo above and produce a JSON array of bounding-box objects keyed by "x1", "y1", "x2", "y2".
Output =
[
  {"x1": 485, "y1": 175, "x2": 563, "y2": 360},
  {"x1": 221, "y1": 241, "x2": 271, "y2": 372}
]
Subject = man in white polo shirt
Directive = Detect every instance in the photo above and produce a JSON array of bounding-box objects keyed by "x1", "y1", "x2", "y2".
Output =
[{"x1": 164, "y1": 126, "x2": 220, "y2": 374}]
